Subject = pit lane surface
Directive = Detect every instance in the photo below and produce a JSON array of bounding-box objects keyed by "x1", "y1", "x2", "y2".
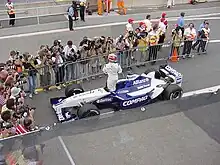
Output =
[{"x1": 22, "y1": 91, "x2": 220, "y2": 165}]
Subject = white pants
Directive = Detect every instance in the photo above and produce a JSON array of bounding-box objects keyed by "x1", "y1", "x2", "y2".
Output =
[
  {"x1": 167, "y1": 0, "x2": 175, "y2": 7},
  {"x1": 107, "y1": 76, "x2": 118, "y2": 91}
]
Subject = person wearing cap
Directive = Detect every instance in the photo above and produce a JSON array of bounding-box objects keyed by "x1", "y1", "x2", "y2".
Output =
[
  {"x1": 126, "y1": 18, "x2": 134, "y2": 34},
  {"x1": 158, "y1": 16, "x2": 167, "y2": 50},
  {"x1": 160, "y1": 12, "x2": 168, "y2": 28},
  {"x1": 103, "y1": 54, "x2": 122, "y2": 91},
  {"x1": 167, "y1": 0, "x2": 175, "y2": 8},
  {"x1": 177, "y1": 12, "x2": 185, "y2": 37}
]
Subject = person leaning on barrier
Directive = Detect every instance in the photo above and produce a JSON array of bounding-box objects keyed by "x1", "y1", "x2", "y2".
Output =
[
  {"x1": 23, "y1": 53, "x2": 38, "y2": 98},
  {"x1": 95, "y1": 36, "x2": 106, "y2": 75},
  {"x1": 36, "y1": 46, "x2": 53, "y2": 91},
  {"x1": 147, "y1": 24, "x2": 159, "y2": 64},
  {"x1": 51, "y1": 48, "x2": 65, "y2": 90},
  {"x1": 63, "y1": 40, "x2": 78, "y2": 81},
  {"x1": 105, "y1": 37, "x2": 116, "y2": 55},
  {"x1": 171, "y1": 26, "x2": 182, "y2": 55},
  {"x1": 78, "y1": 40, "x2": 90, "y2": 80},
  {"x1": 182, "y1": 23, "x2": 196, "y2": 58},
  {"x1": 88, "y1": 39, "x2": 98, "y2": 79},
  {"x1": 197, "y1": 22, "x2": 210, "y2": 55},
  {"x1": 115, "y1": 35, "x2": 126, "y2": 67}
]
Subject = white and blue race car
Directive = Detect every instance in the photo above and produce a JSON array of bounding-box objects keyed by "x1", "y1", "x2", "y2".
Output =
[{"x1": 50, "y1": 64, "x2": 183, "y2": 123}]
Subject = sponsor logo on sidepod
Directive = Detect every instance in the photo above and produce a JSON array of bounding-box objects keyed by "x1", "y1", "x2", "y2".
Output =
[
  {"x1": 96, "y1": 98, "x2": 113, "y2": 103},
  {"x1": 133, "y1": 78, "x2": 150, "y2": 85},
  {"x1": 122, "y1": 95, "x2": 149, "y2": 107}
]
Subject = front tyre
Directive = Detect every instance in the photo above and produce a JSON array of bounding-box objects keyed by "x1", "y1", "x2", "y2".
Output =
[
  {"x1": 65, "y1": 84, "x2": 84, "y2": 97},
  {"x1": 163, "y1": 84, "x2": 183, "y2": 100},
  {"x1": 77, "y1": 104, "x2": 100, "y2": 119}
]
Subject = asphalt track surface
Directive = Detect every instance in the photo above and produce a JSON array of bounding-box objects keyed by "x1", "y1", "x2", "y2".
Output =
[{"x1": 1, "y1": 4, "x2": 220, "y2": 164}]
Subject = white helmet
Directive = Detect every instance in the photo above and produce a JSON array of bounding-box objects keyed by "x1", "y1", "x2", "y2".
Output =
[{"x1": 108, "y1": 53, "x2": 117, "y2": 62}]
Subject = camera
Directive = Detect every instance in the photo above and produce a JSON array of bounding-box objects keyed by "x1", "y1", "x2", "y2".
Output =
[{"x1": 17, "y1": 105, "x2": 36, "y2": 118}]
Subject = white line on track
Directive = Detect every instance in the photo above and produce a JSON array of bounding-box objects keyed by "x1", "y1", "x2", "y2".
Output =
[
  {"x1": 0, "y1": 13, "x2": 220, "y2": 40},
  {"x1": 58, "y1": 136, "x2": 76, "y2": 165}
]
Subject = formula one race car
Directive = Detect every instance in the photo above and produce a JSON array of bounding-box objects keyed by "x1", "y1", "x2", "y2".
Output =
[{"x1": 50, "y1": 64, "x2": 183, "y2": 123}]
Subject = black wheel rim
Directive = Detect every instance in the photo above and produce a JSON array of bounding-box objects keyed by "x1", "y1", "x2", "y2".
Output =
[
  {"x1": 170, "y1": 91, "x2": 182, "y2": 100},
  {"x1": 87, "y1": 110, "x2": 100, "y2": 117},
  {"x1": 72, "y1": 89, "x2": 83, "y2": 95}
]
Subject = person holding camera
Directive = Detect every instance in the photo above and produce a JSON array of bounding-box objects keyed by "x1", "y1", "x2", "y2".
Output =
[
  {"x1": 52, "y1": 48, "x2": 65, "y2": 90},
  {"x1": 78, "y1": 38, "x2": 90, "y2": 80},
  {"x1": 37, "y1": 46, "x2": 53, "y2": 91},
  {"x1": 23, "y1": 53, "x2": 38, "y2": 98},
  {"x1": 63, "y1": 40, "x2": 78, "y2": 82}
]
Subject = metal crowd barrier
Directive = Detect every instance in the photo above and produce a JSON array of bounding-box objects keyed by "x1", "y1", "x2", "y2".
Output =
[
  {"x1": 30, "y1": 43, "x2": 171, "y2": 91},
  {"x1": 20, "y1": 40, "x2": 209, "y2": 92}
]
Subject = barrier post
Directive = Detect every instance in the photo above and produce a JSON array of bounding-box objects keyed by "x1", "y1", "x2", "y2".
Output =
[{"x1": 36, "y1": 7, "x2": 40, "y2": 24}]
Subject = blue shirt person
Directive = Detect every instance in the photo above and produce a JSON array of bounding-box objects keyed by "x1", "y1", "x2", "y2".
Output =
[{"x1": 67, "y1": 5, "x2": 74, "y2": 31}]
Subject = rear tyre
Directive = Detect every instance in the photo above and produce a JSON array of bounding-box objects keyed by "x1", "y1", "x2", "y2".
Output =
[
  {"x1": 163, "y1": 84, "x2": 183, "y2": 100},
  {"x1": 144, "y1": 68, "x2": 161, "y2": 79},
  {"x1": 77, "y1": 104, "x2": 100, "y2": 119},
  {"x1": 65, "y1": 84, "x2": 84, "y2": 97}
]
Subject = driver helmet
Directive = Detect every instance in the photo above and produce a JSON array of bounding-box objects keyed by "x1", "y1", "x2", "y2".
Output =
[{"x1": 108, "y1": 53, "x2": 117, "y2": 62}]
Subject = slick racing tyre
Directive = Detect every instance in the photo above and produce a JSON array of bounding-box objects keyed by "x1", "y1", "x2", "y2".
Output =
[
  {"x1": 77, "y1": 104, "x2": 100, "y2": 119},
  {"x1": 163, "y1": 84, "x2": 183, "y2": 100},
  {"x1": 65, "y1": 84, "x2": 84, "y2": 97},
  {"x1": 144, "y1": 68, "x2": 161, "y2": 79}
]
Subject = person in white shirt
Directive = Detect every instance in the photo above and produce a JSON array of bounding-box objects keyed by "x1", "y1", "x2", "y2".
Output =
[
  {"x1": 144, "y1": 14, "x2": 152, "y2": 33},
  {"x1": 52, "y1": 49, "x2": 64, "y2": 90},
  {"x1": 103, "y1": 54, "x2": 122, "y2": 92},
  {"x1": 182, "y1": 23, "x2": 196, "y2": 58},
  {"x1": 63, "y1": 40, "x2": 78, "y2": 81},
  {"x1": 5, "y1": 0, "x2": 15, "y2": 26},
  {"x1": 158, "y1": 19, "x2": 167, "y2": 50},
  {"x1": 126, "y1": 18, "x2": 134, "y2": 33}
]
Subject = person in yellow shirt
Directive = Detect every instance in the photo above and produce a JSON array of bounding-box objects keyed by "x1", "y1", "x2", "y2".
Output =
[
  {"x1": 147, "y1": 24, "x2": 159, "y2": 64},
  {"x1": 117, "y1": 0, "x2": 126, "y2": 15}
]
